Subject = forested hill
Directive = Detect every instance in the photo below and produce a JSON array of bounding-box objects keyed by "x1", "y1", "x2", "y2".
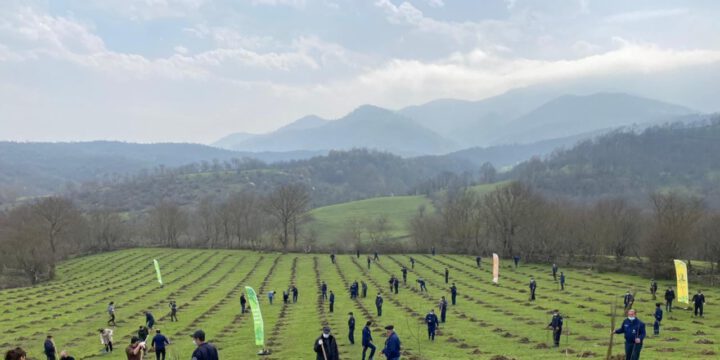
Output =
[
  {"x1": 68, "y1": 149, "x2": 475, "y2": 212},
  {"x1": 507, "y1": 117, "x2": 720, "y2": 207}
]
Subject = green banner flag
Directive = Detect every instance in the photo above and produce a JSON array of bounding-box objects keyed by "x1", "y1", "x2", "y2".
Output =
[
  {"x1": 245, "y1": 286, "x2": 265, "y2": 346},
  {"x1": 153, "y1": 259, "x2": 163, "y2": 285}
]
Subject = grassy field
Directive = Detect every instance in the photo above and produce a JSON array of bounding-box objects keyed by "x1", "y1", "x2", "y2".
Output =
[
  {"x1": 309, "y1": 195, "x2": 432, "y2": 245},
  {"x1": 1, "y1": 249, "x2": 718, "y2": 360}
]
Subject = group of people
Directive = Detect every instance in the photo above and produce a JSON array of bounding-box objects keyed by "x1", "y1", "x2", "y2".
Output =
[{"x1": 314, "y1": 324, "x2": 400, "y2": 360}]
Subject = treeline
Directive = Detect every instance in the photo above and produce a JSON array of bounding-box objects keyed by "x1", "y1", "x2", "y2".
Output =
[
  {"x1": 507, "y1": 117, "x2": 720, "y2": 208},
  {"x1": 0, "y1": 183, "x2": 318, "y2": 288},
  {"x1": 66, "y1": 149, "x2": 475, "y2": 212},
  {"x1": 409, "y1": 182, "x2": 720, "y2": 279}
]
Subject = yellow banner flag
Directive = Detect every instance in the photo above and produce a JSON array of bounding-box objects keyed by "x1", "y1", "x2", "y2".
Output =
[
  {"x1": 492, "y1": 253, "x2": 499, "y2": 284},
  {"x1": 674, "y1": 260, "x2": 689, "y2": 304}
]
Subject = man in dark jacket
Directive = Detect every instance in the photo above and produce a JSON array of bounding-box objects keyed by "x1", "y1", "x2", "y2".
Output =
[
  {"x1": 138, "y1": 326, "x2": 149, "y2": 342},
  {"x1": 314, "y1": 326, "x2": 339, "y2": 360},
  {"x1": 376, "y1": 294, "x2": 383, "y2": 317},
  {"x1": 367, "y1": 256, "x2": 372, "y2": 270},
  {"x1": 552, "y1": 264, "x2": 558, "y2": 281},
  {"x1": 664, "y1": 287, "x2": 675, "y2": 312},
  {"x1": 417, "y1": 278, "x2": 427, "y2": 292},
  {"x1": 513, "y1": 255, "x2": 520, "y2": 268},
  {"x1": 382, "y1": 325, "x2": 401, "y2": 360},
  {"x1": 144, "y1": 311, "x2": 155, "y2": 330},
  {"x1": 348, "y1": 312, "x2": 356, "y2": 345},
  {"x1": 444, "y1": 268, "x2": 449, "y2": 284},
  {"x1": 450, "y1": 283, "x2": 458, "y2": 305},
  {"x1": 401, "y1": 267, "x2": 408, "y2": 284},
  {"x1": 190, "y1": 330, "x2": 219, "y2": 360},
  {"x1": 425, "y1": 310, "x2": 439, "y2": 341},
  {"x1": 653, "y1": 303, "x2": 663, "y2": 336},
  {"x1": 649, "y1": 280, "x2": 658, "y2": 300},
  {"x1": 361, "y1": 281, "x2": 368, "y2": 298},
  {"x1": 43, "y1": 335, "x2": 56, "y2": 360},
  {"x1": 529, "y1": 277, "x2": 537, "y2": 301},
  {"x1": 410, "y1": 257, "x2": 415, "y2": 269},
  {"x1": 329, "y1": 291, "x2": 335, "y2": 313},
  {"x1": 151, "y1": 329, "x2": 170, "y2": 360},
  {"x1": 547, "y1": 310, "x2": 563, "y2": 347},
  {"x1": 692, "y1": 290, "x2": 705, "y2": 317},
  {"x1": 292, "y1": 285, "x2": 299, "y2": 303},
  {"x1": 361, "y1": 321, "x2": 376, "y2": 360},
  {"x1": 613, "y1": 309, "x2": 646, "y2": 360},
  {"x1": 321, "y1": 281, "x2": 328, "y2": 301},
  {"x1": 438, "y1": 297, "x2": 448, "y2": 323},
  {"x1": 393, "y1": 277, "x2": 399, "y2": 294},
  {"x1": 240, "y1": 294, "x2": 247, "y2": 313},
  {"x1": 560, "y1": 272, "x2": 566, "y2": 290},
  {"x1": 476, "y1": 256, "x2": 481, "y2": 267},
  {"x1": 624, "y1": 291, "x2": 635, "y2": 310}
]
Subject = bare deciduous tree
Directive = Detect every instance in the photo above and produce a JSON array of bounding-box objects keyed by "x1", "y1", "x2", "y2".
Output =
[
  {"x1": 264, "y1": 183, "x2": 310, "y2": 250},
  {"x1": 148, "y1": 201, "x2": 188, "y2": 248},
  {"x1": 647, "y1": 192, "x2": 703, "y2": 277},
  {"x1": 31, "y1": 196, "x2": 82, "y2": 255}
]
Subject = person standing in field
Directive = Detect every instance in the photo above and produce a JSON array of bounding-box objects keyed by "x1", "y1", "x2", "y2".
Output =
[
  {"x1": 361, "y1": 281, "x2": 368, "y2": 298},
  {"x1": 151, "y1": 329, "x2": 170, "y2": 360},
  {"x1": 373, "y1": 251, "x2": 379, "y2": 261},
  {"x1": 547, "y1": 310, "x2": 563, "y2": 347},
  {"x1": 99, "y1": 328, "x2": 114, "y2": 353},
  {"x1": 649, "y1": 280, "x2": 658, "y2": 300},
  {"x1": 664, "y1": 287, "x2": 675, "y2": 312},
  {"x1": 330, "y1": 253, "x2": 335, "y2": 264},
  {"x1": 361, "y1": 321, "x2": 376, "y2": 360},
  {"x1": 401, "y1": 266, "x2": 408, "y2": 284},
  {"x1": 653, "y1": 303, "x2": 663, "y2": 336},
  {"x1": 125, "y1": 336, "x2": 145, "y2": 360},
  {"x1": 476, "y1": 256, "x2": 481, "y2": 267},
  {"x1": 613, "y1": 309, "x2": 646, "y2": 360},
  {"x1": 314, "y1": 327, "x2": 339, "y2": 360},
  {"x1": 431, "y1": 247, "x2": 436, "y2": 256},
  {"x1": 240, "y1": 294, "x2": 247, "y2": 313},
  {"x1": 43, "y1": 335, "x2": 56, "y2": 360},
  {"x1": 417, "y1": 278, "x2": 427, "y2": 292},
  {"x1": 329, "y1": 290, "x2": 335, "y2": 313},
  {"x1": 138, "y1": 326, "x2": 149, "y2": 342},
  {"x1": 169, "y1": 301, "x2": 178, "y2": 322},
  {"x1": 292, "y1": 285, "x2": 299, "y2": 303},
  {"x1": 552, "y1": 264, "x2": 558, "y2": 281},
  {"x1": 450, "y1": 283, "x2": 458, "y2": 305},
  {"x1": 348, "y1": 312, "x2": 356, "y2": 345},
  {"x1": 321, "y1": 281, "x2": 328, "y2": 301},
  {"x1": 444, "y1": 268, "x2": 449, "y2": 284},
  {"x1": 382, "y1": 325, "x2": 401, "y2": 360},
  {"x1": 268, "y1": 290, "x2": 275, "y2": 305},
  {"x1": 624, "y1": 291, "x2": 635, "y2": 310},
  {"x1": 108, "y1": 302, "x2": 116, "y2": 326},
  {"x1": 283, "y1": 290, "x2": 289, "y2": 304},
  {"x1": 425, "y1": 310, "x2": 439, "y2": 341},
  {"x1": 513, "y1": 255, "x2": 520, "y2": 268},
  {"x1": 529, "y1": 277, "x2": 537, "y2": 301},
  {"x1": 367, "y1": 256, "x2": 372, "y2": 270},
  {"x1": 410, "y1": 257, "x2": 415, "y2": 269},
  {"x1": 438, "y1": 296, "x2": 448, "y2": 323},
  {"x1": 692, "y1": 290, "x2": 705, "y2": 317},
  {"x1": 375, "y1": 293, "x2": 383, "y2": 317},
  {"x1": 190, "y1": 330, "x2": 219, "y2": 360},
  {"x1": 393, "y1": 277, "x2": 399, "y2": 294},
  {"x1": 560, "y1": 272, "x2": 566, "y2": 290}
]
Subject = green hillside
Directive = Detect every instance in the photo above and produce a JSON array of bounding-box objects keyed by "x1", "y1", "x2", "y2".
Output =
[
  {"x1": 1, "y1": 249, "x2": 717, "y2": 359},
  {"x1": 309, "y1": 195, "x2": 432, "y2": 245}
]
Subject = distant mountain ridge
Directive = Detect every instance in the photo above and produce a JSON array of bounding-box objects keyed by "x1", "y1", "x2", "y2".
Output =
[{"x1": 214, "y1": 91, "x2": 697, "y2": 155}]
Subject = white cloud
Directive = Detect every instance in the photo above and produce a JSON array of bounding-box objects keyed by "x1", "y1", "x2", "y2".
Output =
[
  {"x1": 174, "y1": 45, "x2": 189, "y2": 54},
  {"x1": 423, "y1": 0, "x2": 444, "y2": 8},
  {"x1": 604, "y1": 8, "x2": 689, "y2": 23},
  {"x1": 86, "y1": 0, "x2": 209, "y2": 20}
]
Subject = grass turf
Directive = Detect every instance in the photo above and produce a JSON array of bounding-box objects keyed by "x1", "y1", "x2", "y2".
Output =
[{"x1": 1, "y1": 249, "x2": 718, "y2": 359}]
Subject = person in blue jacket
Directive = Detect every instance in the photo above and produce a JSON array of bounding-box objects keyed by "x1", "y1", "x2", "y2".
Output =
[
  {"x1": 375, "y1": 294, "x2": 383, "y2": 317},
  {"x1": 613, "y1": 309, "x2": 646, "y2": 360},
  {"x1": 547, "y1": 310, "x2": 563, "y2": 347},
  {"x1": 450, "y1": 283, "x2": 458, "y2": 305},
  {"x1": 382, "y1": 325, "x2": 401, "y2": 360},
  {"x1": 321, "y1": 281, "x2": 328, "y2": 301},
  {"x1": 425, "y1": 310, "x2": 439, "y2": 341},
  {"x1": 151, "y1": 329, "x2": 170, "y2": 360},
  {"x1": 347, "y1": 312, "x2": 355, "y2": 345},
  {"x1": 144, "y1": 311, "x2": 155, "y2": 330},
  {"x1": 653, "y1": 303, "x2": 663, "y2": 336},
  {"x1": 361, "y1": 321, "x2": 376, "y2": 360},
  {"x1": 560, "y1": 272, "x2": 566, "y2": 290},
  {"x1": 43, "y1": 335, "x2": 56, "y2": 360}
]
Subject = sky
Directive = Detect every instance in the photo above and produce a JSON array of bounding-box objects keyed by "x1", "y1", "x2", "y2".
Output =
[{"x1": 1, "y1": 0, "x2": 719, "y2": 143}]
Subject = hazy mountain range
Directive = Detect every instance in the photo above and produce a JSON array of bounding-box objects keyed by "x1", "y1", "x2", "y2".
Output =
[{"x1": 215, "y1": 91, "x2": 696, "y2": 155}]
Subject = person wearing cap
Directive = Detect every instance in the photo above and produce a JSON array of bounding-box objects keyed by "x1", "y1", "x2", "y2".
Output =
[
  {"x1": 190, "y1": 330, "x2": 218, "y2": 360},
  {"x1": 361, "y1": 321, "x2": 375, "y2": 360},
  {"x1": 381, "y1": 325, "x2": 401, "y2": 360},
  {"x1": 613, "y1": 309, "x2": 646, "y2": 360},
  {"x1": 125, "y1": 336, "x2": 145, "y2": 360},
  {"x1": 58, "y1": 351, "x2": 74, "y2": 360},
  {"x1": 43, "y1": 335, "x2": 56, "y2": 360},
  {"x1": 375, "y1": 294, "x2": 383, "y2": 317},
  {"x1": 314, "y1": 326, "x2": 339, "y2": 360},
  {"x1": 329, "y1": 291, "x2": 335, "y2": 313},
  {"x1": 348, "y1": 312, "x2": 356, "y2": 345},
  {"x1": 425, "y1": 310, "x2": 439, "y2": 341},
  {"x1": 151, "y1": 329, "x2": 170, "y2": 360},
  {"x1": 547, "y1": 310, "x2": 563, "y2": 347},
  {"x1": 99, "y1": 328, "x2": 114, "y2": 353}
]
